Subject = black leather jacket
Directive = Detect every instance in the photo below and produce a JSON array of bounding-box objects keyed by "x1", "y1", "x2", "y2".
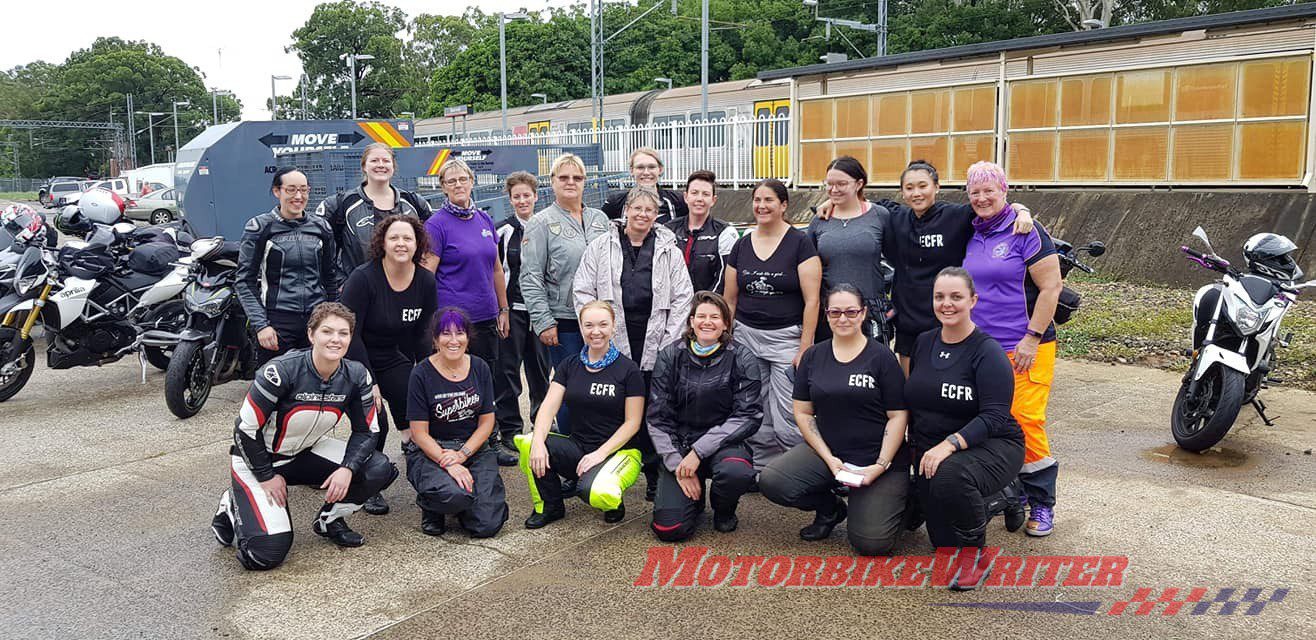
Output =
[
  {"x1": 646, "y1": 340, "x2": 763, "y2": 471},
  {"x1": 665, "y1": 216, "x2": 740, "y2": 294},
  {"x1": 235, "y1": 208, "x2": 338, "y2": 330},
  {"x1": 315, "y1": 186, "x2": 431, "y2": 281},
  {"x1": 232, "y1": 349, "x2": 379, "y2": 482}
]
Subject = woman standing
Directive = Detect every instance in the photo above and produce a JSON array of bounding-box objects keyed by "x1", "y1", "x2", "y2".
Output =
[
  {"x1": 405, "y1": 308, "x2": 509, "y2": 538},
  {"x1": 518, "y1": 302, "x2": 646, "y2": 528},
  {"x1": 759, "y1": 285, "x2": 909, "y2": 556},
  {"x1": 666, "y1": 170, "x2": 739, "y2": 294},
  {"x1": 493, "y1": 172, "x2": 551, "y2": 466},
  {"x1": 317, "y1": 142, "x2": 432, "y2": 281},
  {"x1": 236, "y1": 167, "x2": 338, "y2": 367},
  {"x1": 340, "y1": 215, "x2": 438, "y2": 515},
  {"x1": 906, "y1": 268, "x2": 1024, "y2": 590},
  {"x1": 806, "y1": 156, "x2": 889, "y2": 341},
  {"x1": 519, "y1": 154, "x2": 611, "y2": 433},
  {"x1": 647, "y1": 292, "x2": 761, "y2": 540},
  {"x1": 574, "y1": 185, "x2": 694, "y2": 499},
  {"x1": 961, "y1": 160, "x2": 1063, "y2": 537},
  {"x1": 723, "y1": 179, "x2": 822, "y2": 471},
  {"x1": 601, "y1": 147, "x2": 688, "y2": 224},
  {"x1": 424, "y1": 158, "x2": 509, "y2": 367}
]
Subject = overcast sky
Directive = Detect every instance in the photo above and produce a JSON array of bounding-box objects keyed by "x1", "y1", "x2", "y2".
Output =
[{"x1": 4, "y1": 1, "x2": 577, "y2": 120}]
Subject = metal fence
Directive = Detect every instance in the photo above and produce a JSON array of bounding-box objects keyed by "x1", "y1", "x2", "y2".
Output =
[
  {"x1": 0, "y1": 178, "x2": 45, "y2": 192},
  {"x1": 417, "y1": 114, "x2": 793, "y2": 189}
]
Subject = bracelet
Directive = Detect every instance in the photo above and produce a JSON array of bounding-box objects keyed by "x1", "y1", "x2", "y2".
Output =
[
  {"x1": 874, "y1": 457, "x2": 891, "y2": 470},
  {"x1": 944, "y1": 434, "x2": 961, "y2": 451},
  {"x1": 459, "y1": 445, "x2": 473, "y2": 457},
  {"x1": 1025, "y1": 328, "x2": 1044, "y2": 340}
]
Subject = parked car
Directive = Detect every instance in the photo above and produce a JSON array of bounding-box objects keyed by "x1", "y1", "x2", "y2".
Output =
[
  {"x1": 124, "y1": 188, "x2": 180, "y2": 224},
  {"x1": 38, "y1": 176, "x2": 84, "y2": 206},
  {"x1": 46, "y1": 181, "x2": 85, "y2": 208}
]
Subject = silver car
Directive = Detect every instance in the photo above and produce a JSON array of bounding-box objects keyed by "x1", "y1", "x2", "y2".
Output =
[{"x1": 124, "y1": 188, "x2": 180, "y2": 225}]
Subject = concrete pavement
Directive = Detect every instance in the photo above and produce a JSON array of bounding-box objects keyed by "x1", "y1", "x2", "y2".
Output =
[{"x1": 0, "y1": 356, "x2": 1312, "y2": 639}]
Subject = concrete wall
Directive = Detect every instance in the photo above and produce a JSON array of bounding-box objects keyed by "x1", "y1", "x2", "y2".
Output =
[{"x1": 708, "y1": 188, "x2": 1316, "y2": 288}]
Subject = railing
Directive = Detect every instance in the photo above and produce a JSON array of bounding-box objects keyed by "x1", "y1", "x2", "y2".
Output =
[{"x1": 416, "y1": 115, "x2": 792, "y2": 188}]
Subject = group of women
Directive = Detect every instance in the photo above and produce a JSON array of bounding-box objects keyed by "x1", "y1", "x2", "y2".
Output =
[{"x1": 215, "y1": 144, "x2": 1066, "y2": 590}]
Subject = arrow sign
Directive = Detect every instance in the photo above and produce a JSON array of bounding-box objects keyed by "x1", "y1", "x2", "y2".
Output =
[
  {"x1": 259, "y1": 133, "x2": 289, "y2": 147},
  {"x1": 343, "y1": 131, "x2": 365, "y2": 145}
]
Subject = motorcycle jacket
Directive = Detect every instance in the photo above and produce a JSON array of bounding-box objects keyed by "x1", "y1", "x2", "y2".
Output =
[
  {"x1": 232, "y1": 349, "x2": 379, "y2": 482},
  {"x1": 646, "y1": 340, "x2": 763, "y2": 471},
  {"x1": 665, "y1": 216, "x2": 739, "y2": 294},
  {"x1": 235, "y1": 208, "x2": 338, "y2": 331},
  {"x1": 315, "y1": 186, "x2": 432, "y2": 281}
]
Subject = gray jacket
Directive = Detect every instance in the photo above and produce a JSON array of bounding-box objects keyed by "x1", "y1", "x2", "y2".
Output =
[
  {"x1": 519, "y1": 202, "x2": 611, "y2": 336},
  {"x1": 573, "y1": 221, "x2": 693, "y2": 370}
]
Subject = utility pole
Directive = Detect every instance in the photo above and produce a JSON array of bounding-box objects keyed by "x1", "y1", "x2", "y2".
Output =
[
  {"x1": 126, "y1": 94, "x2": 136, "y2": 170},
  {"x1": 877, "y1": 0, "x2": 888, "y2": 56},
  {"x1": 701, "y1": 0, "x2": 709, "y2": 164},
  {"x1": 500, "y1": 12, "x2": 529, "y2": 134},
  {"x1": 301, "y1": 74, "x2": 309, "y2": 120}
]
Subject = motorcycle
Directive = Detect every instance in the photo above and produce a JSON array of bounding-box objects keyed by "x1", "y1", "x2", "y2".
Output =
[
  {"x1": 1025, "y1": 237, "x2": 1105, "y2": 325},
  {"x1": 143, "y1": 237, "x2": 255, "y2": 418},
  {"x1": 1171, "y1": 226, "x2": 1315, "y2": 452},
  {"x1": 0, "y1": 237, "x2": 190, "y2": 402}
]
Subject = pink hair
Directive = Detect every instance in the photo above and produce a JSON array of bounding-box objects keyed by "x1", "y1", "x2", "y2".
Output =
[{"x1": 965, "y1": 161, "x2": 1008, "y2": 192}]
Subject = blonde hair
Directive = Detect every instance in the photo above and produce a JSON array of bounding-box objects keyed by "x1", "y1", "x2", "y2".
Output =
[
  {"x1": 359, "y1": 143, "x2": 395, "y2": 171},
  {"x1": 625, "y1": 185, "x2": 661, "y2": 210},
  {"x1": 438, "y1": 157, "x2": 475, "y2": 183},
  {"x1": 578, "y1": 300, "x2": 615, "y2": 323},
  {"x1": 629, "y1": 147, "x2": 662, "y2": 168},
  {"x1": 550, "y1": 153, "x2": 587, "y2": 178}
]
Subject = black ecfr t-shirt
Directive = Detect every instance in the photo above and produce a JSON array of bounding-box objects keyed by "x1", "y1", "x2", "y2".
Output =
[
  {"x1": 792, "y1": 339, "x2": 909, "y2": 467},
  {"x1": 341, "y1": 262, "x2": 437, "y2": 371},
  {"x1": 553, "y1": 354, "x2": 647, "y2": 452},
  {"x1": 727, "y1": 227, "x2": 818, "y2": 330},
  {"x1": 406, "y1": 356, "x2": 495, "y2": 441},
  {"x1": 904, "y1": 328, "x2": 1023, "y2": 452}
]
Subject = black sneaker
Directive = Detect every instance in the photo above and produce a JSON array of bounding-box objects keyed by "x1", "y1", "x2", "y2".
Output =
[
  {"x1": 604, "y1": 503, "x2": 626, "y2": 523},
  {"x1": 211, "y1": 492, "x2": 235, "y2": 547},
  {"x1": 713, "y1": 510, "x2": 739, "y2": 533},
  {"x1": 524, "y1": 507, "x2": 566, "y2": 529},
  {"x1": 363, "y1": 493, "x2": 390, "y2": 516},
  {"x1": 561, "y1": 478, "x2": 578, "y2": 495},
  {"x1": 313, "y1": 517, "x2": 365, "y2": 547},
  {"x1": 421, "y1": 511, "x2": 446, "y2": 536},
  {"x1": 799, "y1": 499, "x2": 847, "y2": 541},
  {"x1": 492, "y1": 440, "x2": 519, "y2": 467}
]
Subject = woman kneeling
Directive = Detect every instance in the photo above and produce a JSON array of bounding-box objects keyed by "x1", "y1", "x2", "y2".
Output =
[
  {"x1": 519, "y1": 301, "x2": 647, "y2": 528},
  {"x1": 647, "y1": 291, "x2": 762, "y2": 541},
  {"x1": 760, "y1": 284, "x2": 909, "y2": 556},
  {"x1": 404, "y1": 307, "x2": 509, "y2": 538}
]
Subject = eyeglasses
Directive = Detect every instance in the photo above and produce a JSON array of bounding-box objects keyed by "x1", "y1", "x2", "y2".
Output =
[
  {"x1": 825, "y1": 180, "x2": 855, "y2": 190},
  {"x1": 281, "y1": 187, "x2": 310, "y2": 196},
  {"x1": 442, "y1": 176, "x2": 472, "y2": 186},
  {"x1": 826, "y1": 307, "x2": 864, "y2": 319},
  {"x1": 632, "y1": 164, "x2": 661, "y2": 171},
  {"x1": 555, "y1": 175, "x2": 585, "y2": 183}
]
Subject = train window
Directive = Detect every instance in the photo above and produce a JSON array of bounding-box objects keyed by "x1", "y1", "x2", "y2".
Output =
[
  {"x1": 690, "y1": 111, "x2": 726, "y2": 147},
  {"x1": 653, "y1": 115, "x2": 686, "y2": 149},
  {"x1": 774, "y1": 105, "x2": 790, "y2": 146},
  {"x1": 1175, "y1": 64, "x2": 1236, "y2": 122}
]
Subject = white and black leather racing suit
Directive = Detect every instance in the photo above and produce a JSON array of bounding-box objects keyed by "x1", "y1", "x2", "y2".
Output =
[
  {"x1": 315, "y1": 186, "x2": 432, "y2": 281},
  {"x1": 235, "y1": 209, "x2": 339, "y2": 364},
  {"x1": 665, "y1": 216, "x2": 739, "y2": 294},
  {"x1": 218, "y1": 349, "x2": 398, "y2": 570}
]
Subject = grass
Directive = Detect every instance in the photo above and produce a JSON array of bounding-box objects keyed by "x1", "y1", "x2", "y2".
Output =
[
  {"x1": 1058, "y1": 274, "x2": 1316, "y2": 391},
  {"x1": 0, "y1": 192, "x2": 37, "y2": 201}
]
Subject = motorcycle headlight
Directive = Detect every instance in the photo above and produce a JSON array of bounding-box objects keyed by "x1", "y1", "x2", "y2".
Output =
[
  {"x1": 16, "y1": 274, "x2": 41, "y2": 295},
  {"x1": 1233, "y1": 305, "x2": 1265, "y2": 335}
]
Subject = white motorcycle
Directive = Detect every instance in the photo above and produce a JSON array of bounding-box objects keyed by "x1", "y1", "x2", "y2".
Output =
[
  {"x1": 0, "y1": 231, "x2": 189, "y2": 402},
  {"x1": 1172, "y1": 226, "x2": 1315, "y2": 451}
]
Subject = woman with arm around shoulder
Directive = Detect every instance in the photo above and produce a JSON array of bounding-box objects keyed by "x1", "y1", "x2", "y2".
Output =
[
  {"x1": 339, "y1": 215, "x2": 437, "y2": 515},
  {"x1": 805, "y1": 156, "x2": 890, "y2": 342},
  {"x1": 404, "y1": 308, "x2": 509, "y2": 538},
  {"x1": 759, "y1": 284, "x2": 910, "y2": 556},
  {"x1": 647, "y1": 292, "x2": 762, "y2": 540},
  {"x1": 518, "y1": 302, "x2": 647, "y2": 529},
  {"x1": 722, "y1": 178, "x2": 822, "y2": 471},
  {"x1": 906, "y1": 268, "x2": 1025, "y2": 589},
  {"x1": 960, "y1": 160, "x2": 1063, "y2": 538}
]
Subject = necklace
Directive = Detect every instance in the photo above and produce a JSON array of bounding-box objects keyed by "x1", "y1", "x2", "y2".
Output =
[
  {"x1": 435, "y1": 357, "x2": 466, "y2": 380},
  {"x1": 580, "y1": 343, "x2": 620, "y2": 369}
]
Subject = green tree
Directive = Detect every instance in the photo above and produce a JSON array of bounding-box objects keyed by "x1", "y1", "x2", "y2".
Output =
[{"x1": 288, "y1": 1, "x2": 412, "y2": 119}]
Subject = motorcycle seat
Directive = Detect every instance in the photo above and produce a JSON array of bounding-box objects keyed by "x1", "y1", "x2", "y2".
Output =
[{"x1": 109, "y1": 270, "x2": 164, "y2": 292}]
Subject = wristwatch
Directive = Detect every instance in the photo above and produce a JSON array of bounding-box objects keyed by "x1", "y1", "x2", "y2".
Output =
[
  {"x1": 874, "y1": 458, "x2": 891, "y2": 470},
  {"x1": 944, "y1": 434, "x2": 962, "y2": 451},
  {"x1": 1025, "y1": 328, "x2": 1044, "y2": 339},
  {"x1": 459, "y1": 445, "x2": 473, "y2": 457}
]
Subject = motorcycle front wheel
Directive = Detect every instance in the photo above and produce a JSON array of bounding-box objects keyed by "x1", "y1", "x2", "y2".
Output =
[
  {"x1": 1172, "y1": 365, "x2": 1245, "y2": 452},
  {"x1": 0, "y1": 335, "x2": 36, "y2": 402},
  {"x1": 165, "y1": 340, "x2": 212, "y2": 419}
]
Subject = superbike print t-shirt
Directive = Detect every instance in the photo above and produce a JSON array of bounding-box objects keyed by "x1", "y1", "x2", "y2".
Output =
[
  {"x1": 553, "y1": 355, "x2": 646, "y2": 452},
  {"x1": 726, "y1": 227, "x2": 818, "y2": 330},
  {"x1": 407, "y1": 356, "x2": 495, "y2": 441}
]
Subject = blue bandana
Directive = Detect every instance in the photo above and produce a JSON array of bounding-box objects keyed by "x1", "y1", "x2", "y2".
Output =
[
  {"x1": 580, "y1": 343, "x2": 621, "y2": 369},
  {"x1": 690, "y1": 340, "x2": 721, "y2": 357}
]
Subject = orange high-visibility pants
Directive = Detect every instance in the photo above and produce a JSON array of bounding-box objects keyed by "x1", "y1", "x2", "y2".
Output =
[{"x1": 1007, "y1": 340, "x2": 1057, "y2": 505}]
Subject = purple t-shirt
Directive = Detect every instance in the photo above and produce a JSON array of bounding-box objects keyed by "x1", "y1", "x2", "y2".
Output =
[
  {"x1": 426, "y1": 203, "x2": 499, "y2": 322},
  {"x1": 962, "y1": 205, "x2": 1054, "y2": 352}
]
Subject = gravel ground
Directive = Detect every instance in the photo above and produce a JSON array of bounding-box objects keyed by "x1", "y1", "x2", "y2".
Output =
[{"x1": 1059, "y1": 276, "x2": 1316, "y2": 391}]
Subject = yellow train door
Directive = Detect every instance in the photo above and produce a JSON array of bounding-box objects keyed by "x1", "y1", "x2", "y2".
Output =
[{"x1": 753, "y1": 100, "x2": 791, "y2": 179}]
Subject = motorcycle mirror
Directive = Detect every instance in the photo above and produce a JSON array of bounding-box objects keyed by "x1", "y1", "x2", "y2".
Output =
[
  {"x1": 1191, "y1": 226, "x2": 1217, "y2": 255},
  {"x1": 1085, "y1": 241, "x2": 1106, "y2": 257}
]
